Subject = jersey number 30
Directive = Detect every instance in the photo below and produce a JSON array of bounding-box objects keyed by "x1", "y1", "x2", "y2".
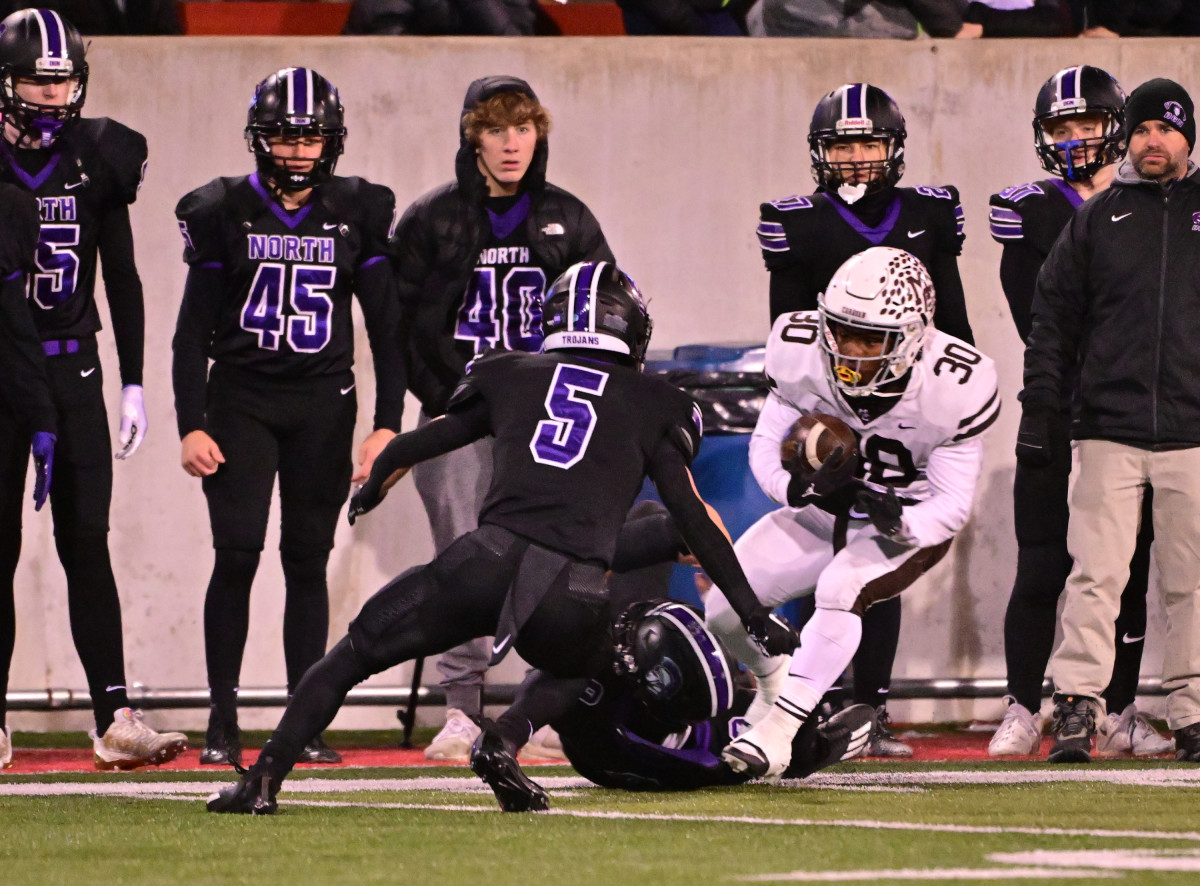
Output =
[
  {"x1": 530, "y1": 363, "x2": 609, "y2": 469},
  {"x1": 241, "y1": 263, "x2": 336, "y2": 352}
]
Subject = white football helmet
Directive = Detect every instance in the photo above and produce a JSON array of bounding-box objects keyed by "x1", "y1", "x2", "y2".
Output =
[{"x1": 817, "y1": 247, "x2": 934, "y2": 397}]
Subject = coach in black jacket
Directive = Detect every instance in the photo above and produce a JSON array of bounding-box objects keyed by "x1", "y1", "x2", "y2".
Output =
[
  {"x1": 1019, "y1": 78, "x2": 1200, "y2": 764},
  {"x1": 393, "y1": 75, "x2": 614, "y2": 757}
]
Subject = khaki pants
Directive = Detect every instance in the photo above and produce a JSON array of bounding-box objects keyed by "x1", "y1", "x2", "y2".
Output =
[{"x1": 1050, "y1": 440, "x2": 1200, "y2": 729}]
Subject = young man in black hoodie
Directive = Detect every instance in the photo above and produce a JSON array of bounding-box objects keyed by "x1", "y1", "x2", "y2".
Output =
[{"x1": 393, "y1": 76, "x2": 614, "y2": 760}]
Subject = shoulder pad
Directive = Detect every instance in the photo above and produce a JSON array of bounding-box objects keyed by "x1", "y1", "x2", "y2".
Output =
[
  {"x1": 762, "y1": 195, "x2": 814, "y2": 212},
  {"x1": 923, "y1": 333, "x2": 1001, "y2": 441},
  {"x1": 79, "y1": 118, "x2": 148, "y2": 204},
  {"x1": 988, "y1": 199, "x2": 1025, "y2": 242},
  {"x1": 995, "y1": 182, "x2": 1046, "y2": 204},
  {"x1": 175, "y1": 178, "x2": 238, "y2": 265},
  {"x1": 911, "y1": 185, "x2": 959, "y2": 201},
  {"x1": 175, "y1": 178, "x2": 232, "y2": 223}
]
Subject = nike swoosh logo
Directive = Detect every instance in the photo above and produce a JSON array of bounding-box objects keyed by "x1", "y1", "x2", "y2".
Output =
[
  {"x1": 340, "y1": 384, "x2": 355, "y2": 395},
  {"x1": 492, "y1": 635, "x2": 511, "y2": 657},
  {"x1": 907, "y1": 229, "x2": 925, "y2": 238},
  {"x1": 64, "y1": 180, "x2": 85, "y2": 190},
  {"x1": 105, "y1": 685, "x2": 125, "y2": 692},
  {"x1": 1122, "y1": 632, "x2": 1146, "y2": 644},
  {"x1": 80, "y1": 367, "x2": 96, "y2": 377},
  {"x1": 899, "y1": 423, "x2": 917, "y2": 430},
  {"x1": 323, "y1": 222, "x2": 340, "y2": 230},
  {"x1": 1112, "y1": 212, "x2": 1133, "y2": 222}
]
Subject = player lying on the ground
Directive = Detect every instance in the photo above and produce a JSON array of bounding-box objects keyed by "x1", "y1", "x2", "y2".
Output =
[
  {"x1": 705, "y1": 246, "x2": 999, "y2": 781},
  {"x1": 492, "y1": 600, "x2": 873, "y2": 804},
  {"x1": 205, "y1": 260, "x2": 798, "y2": 815}
]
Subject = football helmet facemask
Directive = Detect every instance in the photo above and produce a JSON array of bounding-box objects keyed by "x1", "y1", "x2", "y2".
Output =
[
  {"x1": 817, "y1": 246, "x2": 934, "y2": 398},
  {"x1": 542, "y1": 261, "x2": 653, "y2": 368},
  {"x1": 613, "y1": 601, "x2": 736, "y2": 730},
  {"x1": 809, "y1": 83, "x2": 906, "y2": 194},
  {"x1": 0, "y1": 8, "x2": 87, "y2": 148},
  {"x1": 1033, "y1": 65, "x2": 1125, "y2": 182},
  {"x1": 246, "y1": 67, "x2": 346, "y2": 192}
]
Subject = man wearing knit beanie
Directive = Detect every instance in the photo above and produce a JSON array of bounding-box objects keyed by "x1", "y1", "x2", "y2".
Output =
[
  {"x1": 1123, "y1": 78, "x2": 1195, "y2": 181},
  {"x1": 1022, "y1": 76, "x2": 1200, "y2": 765}
]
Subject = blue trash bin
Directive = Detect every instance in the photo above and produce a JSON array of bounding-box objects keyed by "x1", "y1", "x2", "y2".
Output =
[{"x1": 639, "y1": 343, "x2": 800, "y2": 624}]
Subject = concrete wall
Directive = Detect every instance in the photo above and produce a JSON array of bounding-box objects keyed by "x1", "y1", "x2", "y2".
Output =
[{"x1": 11, "y1": 36, "x2": 1186, "y2": 732}]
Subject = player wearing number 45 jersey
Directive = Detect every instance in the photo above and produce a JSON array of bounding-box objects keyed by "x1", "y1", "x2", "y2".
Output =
[
  {"x1": 0, "y1": 8, "x2": 187, "y2": 770},
  {"x1": 172, "y1": 67, "x2": 405, "y2": 767},
  {"x1": 705, "y1": 247, "x2": 999, "y2": 780},
  {"x1": 206, "y1": 261, "x2": 798, "y2": 815}
]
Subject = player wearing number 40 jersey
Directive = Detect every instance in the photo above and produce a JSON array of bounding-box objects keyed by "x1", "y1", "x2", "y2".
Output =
[
  {"x1": 172, "y1": 67, "x2": 405, "y2": 768},
  {"x1": 705, "y1": 247, "x2": 999, "y2": 781},
  {"x1": 206, "y1": 261, "x2": 799, "y2": 815},
  {"x1": 0, "y1": 8, "x2": 188, "y2": 770}
]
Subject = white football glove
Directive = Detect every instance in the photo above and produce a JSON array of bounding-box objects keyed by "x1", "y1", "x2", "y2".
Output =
[{"x1": 115, "y1": 384, "x2": 147, "y2": 460}]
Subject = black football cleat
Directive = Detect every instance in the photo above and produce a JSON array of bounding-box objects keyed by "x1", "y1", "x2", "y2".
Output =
[
  {"x1": 296, "y1": 734, "x2": 343, "y2": 765},
  {"x1": 783, "y1": 704, "x2": 876, "y2": 779},
  {"x1": 199, "y1": 716, "x2": 241, "y2": 767},
  {"x1": 470, "y1": 727, "x2": 549, "y2": 813},
  {"x1": 206, "y1": 762, "x2": 279, "y2": 815}
]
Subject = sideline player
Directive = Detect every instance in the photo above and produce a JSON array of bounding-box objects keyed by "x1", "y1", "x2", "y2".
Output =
[
  {"x1": 206, "y1": 261, "x2": 798, "y2": 815},
  {"x1": 172, "y1": 67, "x2": 405, "y2": 767},
  {"x1": 707, "y1": 247, "x2": 999, "y2": 780},
  {"x1": 0, "y1": 8, "x2": 186, "y2": 770},
  {"x1": 987, "y1": 65, "x2": 1171, "y2": 757},
  {"x1": 397, "y1": 76, "x2": 615, "y2": 761},
  {"x1": 753, "y1": 83, "x2": 974, "y2": 754}
]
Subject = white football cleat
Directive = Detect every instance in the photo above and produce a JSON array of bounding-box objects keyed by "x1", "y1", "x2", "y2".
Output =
[
  {"x1": 988, "y1": 696, "x2": 1044, "y2": 756},
  {"x1": 424, "y1": 708, "x2": 481, "y2": 762},
  {"x1": 722, "y1": 708, "x2": 797, "y2": 783},
  {"x1": 744, "y1": 657, "x2": 789, "y2": 727},
  {"x1": 91, "y1": 708, "x2": 187, "y2": 771}
]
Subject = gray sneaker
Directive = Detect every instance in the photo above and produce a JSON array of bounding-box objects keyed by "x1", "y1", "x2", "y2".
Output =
[
  {"x1": 91, "y1": 708, "x2": 188, "y2": 771},
  {"x1": 1048, "y1": 694, "x2": 1099, "y2": 764}
]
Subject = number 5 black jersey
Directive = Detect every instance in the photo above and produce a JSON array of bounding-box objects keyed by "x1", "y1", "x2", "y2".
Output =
[
  {"x1": 757, "y1": 186, "x2": 972, "y2": 343},
  {"x1": 455, "y1": 349, "x2": 703, "y2": 566},
  {"x1": 0, "y1": 117, "x2": 147, "y2": 379}
]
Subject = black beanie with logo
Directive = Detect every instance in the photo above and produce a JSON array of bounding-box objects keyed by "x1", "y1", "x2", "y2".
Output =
[{"x1": 1124, "y1": 78, "x2": 1195, "y2": 150}]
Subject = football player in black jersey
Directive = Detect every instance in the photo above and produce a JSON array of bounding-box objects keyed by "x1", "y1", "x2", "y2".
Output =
[
  {"x1": 396, "y1": 76, "x2": 615, "y2": 762},
  {"x1": 206, "y1": 261, "x2": 799, "y2": 815},
  {"x1": 172, "y1": 67, "x2": 405, "y2": 768},
  {"x1": 987, "y1": 66, "x2": 1170, "y2": 758},
  {"x1": 0, "y1": 8, "x2": 187, "y2": 770},
  {"x1": 753, "y1": 83, "x2": 975, "y2": 755}
]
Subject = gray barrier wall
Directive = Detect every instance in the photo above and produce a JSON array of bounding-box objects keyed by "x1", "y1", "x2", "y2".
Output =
[{"x1": 10, "y1": 36, "x2": 1183, "y2": 731}]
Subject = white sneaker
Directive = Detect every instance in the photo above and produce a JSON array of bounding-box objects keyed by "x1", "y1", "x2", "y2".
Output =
[
  {"x1": 0, "y1": 726, "x2": 11, "y2": 769},
  {"x1": 90, "y1": 708, "x2": 188, "y2": 771},
  {"x1": 424, "y1": 708, "x2": 481, "y2": 762},
  {"x1": 522, "y1": 724, "x2": 566, "y2": 761},
  {"x1": 1096, "y1": 704, "x2": 1175, "y2": 757},
  {"x1": 721, "y1": 705, "x2": 798, "y2": 783},
  {"x1": 745, "y1": 656, "x2": 789, "y2": 726},
  {"x1": 988, "y1": 697, "x2": 1043, "y2": 757}
]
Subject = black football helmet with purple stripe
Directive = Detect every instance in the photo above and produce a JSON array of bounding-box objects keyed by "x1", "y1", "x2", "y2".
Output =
[
  {"x1": 809, "y1": 83, "x2": 907, "y2": 192},
  {"x1": 245, "y1": 67, "x2": 346, "y2": 191},
  {"x1": 1033, "y1": 65, "x2": 1125, "y2": 182},
  {"x1": 542, "y1": 261, "x2": 653, "y2": 369},
  {"x1": 614, "y1": 601, "x2": 736, "y2": 730},
  {"x1": 0, "y1": 8, "x2": 88, "y2": 148}
]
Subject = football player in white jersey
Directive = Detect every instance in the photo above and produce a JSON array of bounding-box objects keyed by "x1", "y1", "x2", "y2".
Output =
[{"x1": 704, "y1": 246, "x2": 1000, "y2": 779}]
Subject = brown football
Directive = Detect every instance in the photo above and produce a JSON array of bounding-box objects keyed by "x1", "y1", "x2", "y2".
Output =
[{"x1": 780, "y1": 413, "x2": 860, "y2": 471}]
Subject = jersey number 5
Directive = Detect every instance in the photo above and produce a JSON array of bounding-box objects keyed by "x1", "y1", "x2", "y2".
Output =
[
  {"x1": 28, "y1": 224, "x2": 80, "y2": 310},
  {"x1": 241, "y1": 263, "x2": 336, "y2": 353},
  {"x1": 530, "y1": 363, "x2": 609, "y2": 469}
]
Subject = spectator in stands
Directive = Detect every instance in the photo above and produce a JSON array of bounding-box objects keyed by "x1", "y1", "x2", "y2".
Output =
[
  {"x1": 1070, "y1": 0, "x2": 1200, "y2": 37},
  {"x1": 618, "y1": 0, "x2": 752, "y2": 35},
  {"x1": 343, "y1": 0, "x2": 536, "y2": 35},
  {"x1": 958, "y1": 1, "x2": 1071, "y2": 37},
  {"x1": 0, "y1": 0, "x2": 181, "y2": 34},
  {"x1": 759, "y1": 0, "x2": 964, "y2": 38}
]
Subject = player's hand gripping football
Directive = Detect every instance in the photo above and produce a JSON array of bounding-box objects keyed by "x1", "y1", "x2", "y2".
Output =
[
  {"x1": 857, "y1": 484, "x2": 905, "y2": 539},
  {"x1": 786, "y1": 445, "x2": 859, "y2": 507},
  {"x1": 744, "y1": 607, "x2": 800, "y2": 657}
]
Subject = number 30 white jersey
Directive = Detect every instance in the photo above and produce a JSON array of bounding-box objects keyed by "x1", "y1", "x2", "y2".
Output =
[{"x1": 750, "y1": 310, "x2": 1000, "y2": 549}]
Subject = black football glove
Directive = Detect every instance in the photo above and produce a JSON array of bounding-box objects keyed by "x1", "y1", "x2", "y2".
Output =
[
  {"x1": 786, "y1": 445, "x2": 860, "y2": 507},
  {"x1": 744, "y1": 607, "x2": 800, "y2": 657},
  {"x1": 1015, "y1": 403, "x2": 1056, "y2": 469},
  {"x1": 857, "y1": 485, "x2": 905, "y2": 539},
  {"x1": 347, "y1": 477, "x2": 382, "y2": 526}
]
